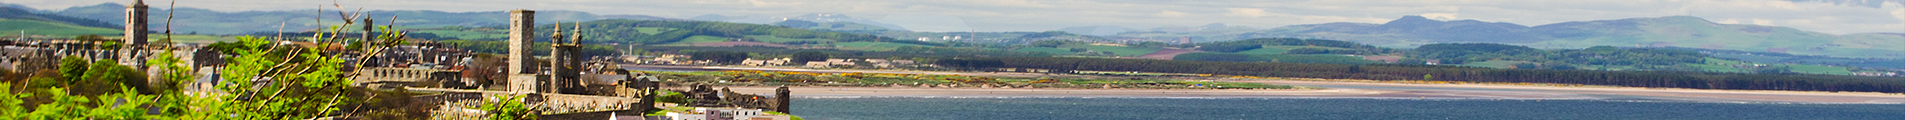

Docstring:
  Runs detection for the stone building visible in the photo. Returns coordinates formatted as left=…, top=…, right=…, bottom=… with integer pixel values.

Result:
left=121, top=0, right=148, bottom=68
left=506, top=9, right=546, bottom=93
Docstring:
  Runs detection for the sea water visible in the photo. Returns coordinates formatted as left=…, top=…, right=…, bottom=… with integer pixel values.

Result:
left=791, top=97, right=1905, bottom=120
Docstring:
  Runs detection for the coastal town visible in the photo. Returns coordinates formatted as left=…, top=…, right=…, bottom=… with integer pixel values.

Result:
left=4, top=0, right=1905, bottom=119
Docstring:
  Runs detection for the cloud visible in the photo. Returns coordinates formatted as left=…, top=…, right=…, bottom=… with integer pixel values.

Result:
left=1155, top=10, right=1186, bottom=17
left=1420, top=13, right=1460, bottom=20
left=1752, top=18, right=1777, bottom=25
left=1718, top=19, right=1743, bottom=24
left=1893, top=8, right=1905, bottom=22
left=1224, top=8, right=1270, bottom=18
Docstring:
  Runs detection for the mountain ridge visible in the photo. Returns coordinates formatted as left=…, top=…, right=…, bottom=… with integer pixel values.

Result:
left=1215, top=15, right=1905, bottom=59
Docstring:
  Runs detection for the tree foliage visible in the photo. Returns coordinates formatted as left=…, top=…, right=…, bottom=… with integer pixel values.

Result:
left=481, top=94, right=537, bottom=120
left=1174, top=53, right=1378, bottom=65
left=791, top=51, right=829, bottom=65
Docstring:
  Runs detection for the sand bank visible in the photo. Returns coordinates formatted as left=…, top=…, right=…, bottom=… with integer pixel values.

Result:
left=715, top=80, right=1905, bottom=104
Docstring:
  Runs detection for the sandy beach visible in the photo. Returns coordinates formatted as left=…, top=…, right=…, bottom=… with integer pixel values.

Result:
left=715, top=80, right=1905, bottom=104
left=634, top=65, right=1905, bottom=104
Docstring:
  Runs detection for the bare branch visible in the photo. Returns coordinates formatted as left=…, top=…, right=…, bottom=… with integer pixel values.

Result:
left=276, top=21, right=286, bottom=41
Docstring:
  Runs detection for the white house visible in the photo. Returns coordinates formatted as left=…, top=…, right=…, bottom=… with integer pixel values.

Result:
left=664, top=107, right=790, bottom=120
left=804, top=61, right=831, bottom=68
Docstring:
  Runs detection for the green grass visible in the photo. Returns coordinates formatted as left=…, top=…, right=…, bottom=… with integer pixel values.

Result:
left=1782, top=64, right=1853, bottom=75
left=1054, top=78, right=1290, bottom=89
left=153, top=34, right=240, bottom=43
left=1061, top=44, right=1161, bottom=56
left=1232, top=45, right=1353, bottom=54
left=1233, top=47, right=1290, bottom=54
left=414, top=29, right=503, bottom=40
left=658, top=35, right=733, bottom=46
left=1459, top=60, right=1532, bottom=69
left=1013, top=47, right=1077, bottom=54
left=834, top=42, right=929, bottom=51
left=1690, top=58, right=1753, bottom=73
left=632, top=27, right=670, bottom=34
left=0, top=19, right=120, bottom=37
left=763, top=111, right=804, bottom=120
left=746, top=35, right=832, bottom=43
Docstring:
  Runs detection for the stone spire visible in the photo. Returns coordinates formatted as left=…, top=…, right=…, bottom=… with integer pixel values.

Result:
left=550, top=21, right=565, bottom=44
left=121, top=0, right=148, bottom=67
left=569, top=22, right=582, bottom=44
left=362, top=18, right=375, bottom=42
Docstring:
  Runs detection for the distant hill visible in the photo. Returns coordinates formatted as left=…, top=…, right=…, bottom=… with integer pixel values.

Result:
left=1057, top=26, right=1132, bottom=36
left=45, top=2, right=685, bottom=34
left=0, top=4, right=118, bottom=29
left=1249, top=16, right=1905, bottom=59
left=412, top=19, right=938, bottom=47
left=0, top=18, right=119, bottom=37
left=773, top=20, right=897, bottom=31
left=692, top=13, right=907, bottom=31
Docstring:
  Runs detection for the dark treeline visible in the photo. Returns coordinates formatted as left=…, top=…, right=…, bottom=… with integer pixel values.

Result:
left=1284, top=48, right=1362, bottom=54
left=1413, top=43, right=1706, bottom=69
left=1173, top=53, right=1378, bottom=65
left=936, top=57, right=1905, bottom=93
left=509, top=19, right=944, bottom=46
left=434, top=40, right=619, bottom=57
left=634, top=46, right=1051, bottom=59
left=1189, top=38, right=1394, bottom=54
left=689, top=51, right=751, bottom=64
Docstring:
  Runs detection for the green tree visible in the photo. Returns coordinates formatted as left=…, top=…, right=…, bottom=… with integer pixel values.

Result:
left=482, top=94, right=538, bottom=120
left=791, top=51, right=828, bottom=65
left=56, top=56, right=87, bottom=83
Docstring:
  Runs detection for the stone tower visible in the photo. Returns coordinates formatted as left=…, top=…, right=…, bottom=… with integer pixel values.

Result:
left=507, top=9, right=536, bottom=74
left=549, top=22, right=587, bottom=94
left=775, top=85, right=791, bottom=113
left=505, top=9, right=544, bottom=93
left=121, top=0, right=148, bottom=67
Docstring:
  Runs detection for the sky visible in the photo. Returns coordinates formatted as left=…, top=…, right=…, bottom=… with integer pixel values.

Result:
left=9, top=0, right=1905, bottom=34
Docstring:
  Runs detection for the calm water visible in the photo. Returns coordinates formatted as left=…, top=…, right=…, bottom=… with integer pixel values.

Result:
left=791, top=97, right=1905, bottom=120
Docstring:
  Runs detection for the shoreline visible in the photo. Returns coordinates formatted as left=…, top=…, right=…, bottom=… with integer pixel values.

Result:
left=713, top=80, right=1905, bottom=104
left=630, top=65, right=1905, bottom=104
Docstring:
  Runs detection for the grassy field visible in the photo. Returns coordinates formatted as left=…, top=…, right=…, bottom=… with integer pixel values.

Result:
left=414, top=29, right=503, bottom=40
left=1690, top=58, right=1753, bottom=73
left=1061, top=44, right=1161, bottom=56
left=155, top=34, right=240, bottom=43
left=659, top=35, right=739, bottom=45
left=0, top=19, right=120, bottom=37
left=1457, top=60, right=1532, bottom=69
left=1687, top=58, right=1852, bottom=75
left=834, top=42, right=929, bottom=51
left=1232, top=45, right=1353, bottom=54
left=1783, top=64, right=1853, bottom=75
left=1013, top=47, right=1077, bottom=55
left=746, top=35, right=832, bottom=43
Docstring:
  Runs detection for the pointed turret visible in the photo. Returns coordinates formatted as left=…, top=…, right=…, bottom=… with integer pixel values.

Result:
left=569, top=22, right=582, bottom=44
left=550, top=21, right=565, bottom=43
